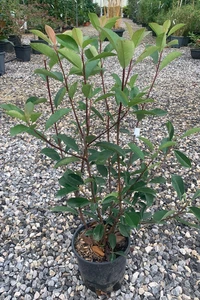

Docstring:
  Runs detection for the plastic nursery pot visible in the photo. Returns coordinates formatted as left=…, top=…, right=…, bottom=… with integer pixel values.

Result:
left=14, top=45, right=31, bottom=62
left=72, top=224, right=130, bottom=293
left=190, top=48, right=200, bottom=59
left=0, top=52, right=5, bottom=76
left=169, top=36, right=189, bottom=48
left=30, top=39, right=48, bottom=54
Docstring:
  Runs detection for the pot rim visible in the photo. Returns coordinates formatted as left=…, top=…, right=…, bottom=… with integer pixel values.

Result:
left=72, top=223, right=130, bottom=266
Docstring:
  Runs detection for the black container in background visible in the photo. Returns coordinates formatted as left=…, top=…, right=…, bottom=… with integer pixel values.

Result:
left=0, top=52, right=5, bottom=76
left=14, top=45, right=31, bottom=62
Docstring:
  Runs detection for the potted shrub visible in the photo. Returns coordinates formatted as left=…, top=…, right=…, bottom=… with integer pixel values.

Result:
left=1, top=14, right=200, bottom=293
left=189, top=32, right=200, bottom=59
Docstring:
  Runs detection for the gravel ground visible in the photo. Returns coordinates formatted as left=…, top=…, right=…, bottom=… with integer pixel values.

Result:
left=0, top=19, right=200, bottom=300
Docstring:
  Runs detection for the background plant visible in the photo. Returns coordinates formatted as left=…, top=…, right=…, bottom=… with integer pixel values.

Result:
left=1, top=15, right=200, bottom=259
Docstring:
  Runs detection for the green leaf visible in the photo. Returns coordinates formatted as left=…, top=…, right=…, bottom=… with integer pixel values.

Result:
left=30, top=30, right=50, bottom=43
left=131, top=28, right=149, bottom=47
left=30, top=43, right=56, bottom=59
left=55, top=187, right=78, bottom=197
left=0, top=103, right=23, bottom=113
left=175, top=217, right=200, bottom=229
left=58, top=48, right=82, bottom=69
left=54, top=87, right=66, bottom=108
left=56, top=134, right=79, bottom=152
left=97, top=165, right=108, bottom=177
left=125, top=211, right=140, bottom=228
left=51, top=206, right=77, bottom=214
left=192, top=189, right=200, bottom=200
left=96, top=141, right=126, bottom=157
left=139, top=137, right=154, bottom=151
left=60, top=173, right=84, bottom=187
left=10, top=124, right=29, bottom=136
left=88, top=12, right=100, bottom=30
left=171, top=174, right=185, bottom=200
left=149, top=23, right=163, bottom=36
left=68, top=82, right=78, bottom=99
left=159, top=51, right=182, bottom=71
left=136, top=46, right=159, bottom=63
left=159, top=141, right=176, bottom=150
left=45, top=108, right=71, bottom=130
left=82, top=83, right=92, bottom=98
left=150, top=176, right=166, bottom=184
left=68, top=197, right=89, bottom=208
left=108, top=233, right=116, bottom=250
left=72, top=28, right=83, bottom=47
left=181, top=127, right=200, bottom=138
left=168, top=23, right=185, bottom=36
left=26, top=96, right=47, bottom=105
left=41, top=147, right=60, bottom=161
left=189, top=207, right=200, bottom=221
left=100, top=27, right=120, bottom=49
left=116, top=39, right=135, bottom=68
left=174, top=150, right=191, bottom=168
left=166, top=121, right=174, bottom=140
left=128, top=143, right=144, bottom=159
left=35, top=69, right=63, bottom=82
left=24, top=102, right=34, bottom=118
left=91, top=106, right=104, bottom=121
left=153, top=210, right=174, bottom=222
left=56, top=34, right=79, bottom=52
left=30, top=112, right=42, bottom=123
left=6, top=110, right=26, bottom=122
left=93, top=224, right=104, bottom=241
left=118, top=223, right=130, bottom=237
left=54, top=156, right=79, bottom=168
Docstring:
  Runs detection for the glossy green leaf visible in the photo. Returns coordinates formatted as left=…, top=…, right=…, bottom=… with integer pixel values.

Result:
left=57, top=134, right=79, bottom=151
left=150, top=176, right=166, bottom=184
left=54, top=156, right=79, bottom=168
left=56, top=34, right=79, bottom=52
left=55, top=186, right=78, bottom=197
left=68, top=197, right=89, bottom=208
left=54, top=87, right=66, bottom=108
left=93, top=224, right=104, bottom=241
left=96, top=141, right=126, bottom=157
left=88, top=12, right=100, bottom=30
left=168, top=23, right=185, bottom=36
left=128, top=143, right=144, bottom=159
left=159, top=51, right=182, bottom=71
left=30, top=42, right=55, bottom=58
left=181, top=127, right=200, bottom=138
left=159, top=141, right=176, bottom=150
left=45, top=108, right=71, bottom=130
left=26, top=96, right=47, bottom=105
left=192, top=189, right=200, bottom=200
left=97, top=165, right=108, bottom=177
left=58, top=48, right=82, bottom=69
left=108, top=233, right=116, bottom=250
left=175, top=217, right=200, bottom=229
left=34, top=69, right=63, bottom=82
left=163, top=20, right=171, bottom=34
left=171, top=174, right=185, bottom=200
left=153, top=210, right=174, bottom=222
left=91, top=106, right=104, bottom=121
left=24, top=102, right=34, bottom=118
left=82, top=84, right=92, bottom=98
left=72, top=28, right=83, bottom=47
left=6, top=110, right=26, bottom=122
left=51, top=206, right=77, bottom=214
left=136, top=46, right=159, bottom=63
left=0, top=103, right=23, bottom=113
left=189, top=207, right=200, bottom=221
left=60, top=173, right=84, bottom=187
left=125, top=211, right=140, bottom=228
left=30, top=30, right=50, bottom=43
left=166, top=121, right=174, bottom=140
left=131, top=28, right=149, bottom=47
left=100, top=27, right=120, bottom=48
left=41, top=147, right=60, bottom=161
left=116, top=39, right=135, bottom=68
left=149, top=22, right=163, bottom=36
left=10, top=124, right=29, bottom=136
left=139, top=137, right=154, bottom=151
left=118, top=223, right=130, bottom=237
left=68, top=82, right=78, bottom=99
left=174, top=150, right=191, bottom=168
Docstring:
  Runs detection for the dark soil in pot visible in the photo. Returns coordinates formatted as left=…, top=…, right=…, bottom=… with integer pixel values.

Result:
left=72, top=223, right=130, bottom=293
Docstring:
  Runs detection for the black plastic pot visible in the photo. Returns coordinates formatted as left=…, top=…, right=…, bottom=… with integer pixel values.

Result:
left=14, top=45, right=31, bottom=62
left=72, top=224, right=130, bottom=293
left=190, top=48, right=200, bottom=59
left=0, top=41, right=9, bottom=52
left=169, top=36, right=189, bottom=48
left=30, top=39, right=48, bottom=54
left=0, top=52, right=5, bottom=76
